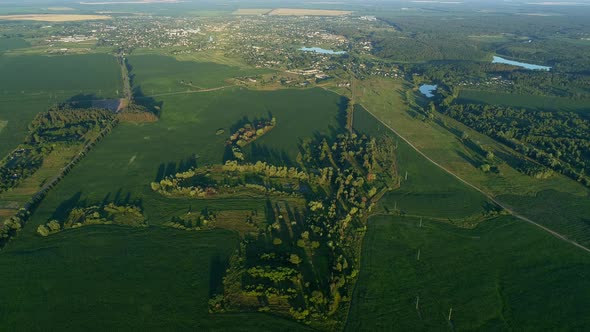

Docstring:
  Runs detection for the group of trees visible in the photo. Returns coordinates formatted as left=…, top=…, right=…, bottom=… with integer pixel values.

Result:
left=226, top=117, right=276, bottom=160
left=163, top=209, right=216, bottom=231
left=444, top=104, right=590, bottom=186
left=0, top=107, right=116, bottom=193
left=208, top=132, right=398, bottom=328
left=37, top=203, right=145, bottom=236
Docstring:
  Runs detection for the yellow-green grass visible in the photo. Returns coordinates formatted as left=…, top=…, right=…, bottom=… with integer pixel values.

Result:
left=0, top=226, right=311, bottom=331
left=354, top=107, right=490, bottom=220
left=347, top=215, right=590, bottom=331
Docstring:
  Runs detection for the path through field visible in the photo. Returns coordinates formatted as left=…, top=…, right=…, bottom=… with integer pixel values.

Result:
left=360, top=104, right=590, bottom=255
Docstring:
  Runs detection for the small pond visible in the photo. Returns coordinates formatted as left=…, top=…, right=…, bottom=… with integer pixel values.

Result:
left=419, top=84, right=437, bottom=98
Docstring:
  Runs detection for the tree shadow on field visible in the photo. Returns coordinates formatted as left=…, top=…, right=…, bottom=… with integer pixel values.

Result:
left=457, top=150, right=480, bottom=169
left=247, top=143, right=293, bottom=167
left=154, top=155, right=198, bottom=181
left=336, top=96, right=349, bottom=130
left=105, top=188, right=144, bottom=209
left=50, top=191, right=84, bottom=221
left=133, top=86, right=164, bottom=117
left=209, top=254, right=229, bottom=297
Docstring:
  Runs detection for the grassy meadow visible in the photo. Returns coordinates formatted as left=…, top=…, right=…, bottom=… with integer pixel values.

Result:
left=354, top=77, right=590, bottom=245
left=354, top=107, right=490, bottom=221
left=347, top=215, right=590, bottom=331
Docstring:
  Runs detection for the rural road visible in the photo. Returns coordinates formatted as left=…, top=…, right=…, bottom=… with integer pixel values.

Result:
left=360, top=104, right=590, bottom=255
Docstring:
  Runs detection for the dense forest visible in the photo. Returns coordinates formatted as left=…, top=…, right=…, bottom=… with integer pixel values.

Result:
left=443, top=104, right=590, bottom=186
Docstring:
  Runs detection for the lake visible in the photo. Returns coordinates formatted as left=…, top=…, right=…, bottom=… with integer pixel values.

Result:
left=299, top=47, right=347, bottom=55
left=419, top=84, right=437, bottom=98
left=492, top=56, right=551, bottom=71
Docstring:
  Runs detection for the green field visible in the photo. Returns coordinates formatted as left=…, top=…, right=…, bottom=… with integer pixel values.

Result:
left=18, top=87, right=343, bottom=232
left=0, top=54, right=122, bottom=157
left=0, top=38, right=30, bottom=52
left=0, top=225, right=309, bottom=331
left=0, top=86, right=347, bottom=330
left=457, top=89, right=590, bottom=114
left=0, top=97, right=55, bottom=157
left=347, top=215, right=590, bottom=331
left=354, top=107, right=490, bottom=221
left=128, top=54, right=269, bottom=94
left=0, top=54, right=121, bottom=99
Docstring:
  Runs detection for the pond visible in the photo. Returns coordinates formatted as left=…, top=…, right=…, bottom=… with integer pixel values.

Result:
left=299, top=47, right=347, bottom=55
left=492, top=56, right=551, bottom=71
left=419, top=84, right=437, bottom=98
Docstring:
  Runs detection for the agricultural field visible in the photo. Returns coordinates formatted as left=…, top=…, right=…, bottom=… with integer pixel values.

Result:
left=0, top=54, right=122, bottom=156
left=347, top=215, right=590, bottom=331
left=0, top=54, right=121, bottom=98
left=19, top=86, right=344, bottom=235
left=0, top=3, right=589, bottom=330
left=127, top=55, right=270, bottom=95
left=457, top=89, right=590, bottom=114
left=0, top=226, right=310, bottom=331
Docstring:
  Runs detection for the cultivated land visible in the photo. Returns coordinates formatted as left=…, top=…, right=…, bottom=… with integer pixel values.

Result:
left=0, top=14, right=111, bottom=22
left=347, top=215, right=590, bottom=331
left=127, top=54, right=269, bottom=94
left=0, top=226, right=311, bottom=331
left=20, top=86, right=343, bottom=235
left=0, top=54, right=122, bottom=156
left=1, top=4, right=590, bottom=330
left=268, top=9, right=352, bottom=16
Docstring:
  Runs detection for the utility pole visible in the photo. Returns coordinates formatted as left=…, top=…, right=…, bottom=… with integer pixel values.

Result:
left=405, top=171, right=408, bottom=181
left=448, top=307, right=453, bottom=321
left=415, top=296, right=420, bottom=310
left=417, top=249, right=421, bottom=261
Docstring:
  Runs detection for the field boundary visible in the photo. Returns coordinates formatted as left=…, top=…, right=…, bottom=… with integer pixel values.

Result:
left=359, top=103, right=590, bottom=255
